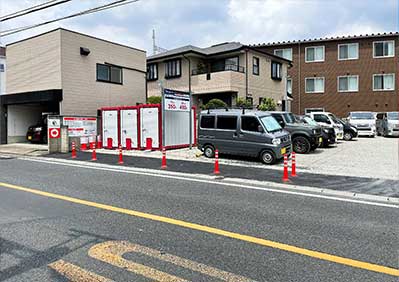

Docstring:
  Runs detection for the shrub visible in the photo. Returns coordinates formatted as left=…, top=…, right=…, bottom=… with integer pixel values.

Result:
left=204, top=99, right=227, bottom=109
left=258, top=97, right=277, bottom=111
left=236, top=97, right=252, bottom=108
left=147, top=96, right=162, bottom=104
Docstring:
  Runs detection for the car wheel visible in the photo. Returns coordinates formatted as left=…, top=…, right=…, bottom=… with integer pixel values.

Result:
left=260, top=150, right=276, bottom=165
left=343, top=132, right=352, bottom=141
left=292, top=136, right=311, bottom=154
left=203, top=145, right=215, bottom=158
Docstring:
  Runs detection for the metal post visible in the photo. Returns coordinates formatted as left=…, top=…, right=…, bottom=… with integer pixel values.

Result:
left=160, top=81, right=165, bottom=149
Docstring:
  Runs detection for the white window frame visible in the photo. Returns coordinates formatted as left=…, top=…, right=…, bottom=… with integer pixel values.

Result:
left=337, top=75, right=359, bottom=93
left=372, top=73, right=395, bottom=91
left=274, top=48, right=293, bottom=61
left=338, top=43, right=359, bottom=61
left=305, top=46, right=325, bottom=63
left=373, top=41, right=395, bottom=58
left=287, top=77, right=292, bottom=94
left=305, top=77, right=325, bottom=93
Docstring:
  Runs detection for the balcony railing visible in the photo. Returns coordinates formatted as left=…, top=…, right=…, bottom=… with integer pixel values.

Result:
left=192, top=64, right=245, bottom=75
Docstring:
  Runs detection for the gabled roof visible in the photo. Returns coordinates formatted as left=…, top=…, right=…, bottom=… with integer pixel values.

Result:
left=252, top=31, right=399, bottom=47
left=147, top=42, right=291, bottom=64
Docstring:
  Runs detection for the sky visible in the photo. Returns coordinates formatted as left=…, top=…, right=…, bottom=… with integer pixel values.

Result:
left=0, top=0, right=398, bottom=55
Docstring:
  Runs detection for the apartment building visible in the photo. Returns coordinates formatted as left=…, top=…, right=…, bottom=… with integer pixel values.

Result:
left=147, top=42, right=291, bottom=109
left=0, top=28, right=146, bottom=144
left=0, top=47, right=5, bottom=95
left=254, top=32, right=398, bottom=117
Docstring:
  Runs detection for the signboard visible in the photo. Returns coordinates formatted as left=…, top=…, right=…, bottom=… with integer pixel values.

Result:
left=163, top=88, right=190, bottom=112
left=48, top=117, right=61, bottom=139
left=63, top=117, right=97, bottom=137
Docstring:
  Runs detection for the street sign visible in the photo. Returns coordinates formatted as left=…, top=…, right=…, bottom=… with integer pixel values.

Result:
left=49, top=128, right=61, bottom=139
left=163, top=88, right=190, bottom=112
left=48, top=117, right=61, bottom=139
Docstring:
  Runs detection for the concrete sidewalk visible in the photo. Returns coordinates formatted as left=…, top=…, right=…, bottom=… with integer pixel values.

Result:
left=0, top=143, right=48, bottom=156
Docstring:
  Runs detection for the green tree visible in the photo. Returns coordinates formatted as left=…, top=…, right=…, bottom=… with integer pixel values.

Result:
left=236, top=97, right=252, bottom=108
left=258, top=97, right=277, bottom=111
left=147, top=96, right=162, bottom=104
left=204, top=98, right=227, bottom=109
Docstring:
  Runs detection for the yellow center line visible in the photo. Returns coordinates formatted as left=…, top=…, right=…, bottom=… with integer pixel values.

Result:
left=0, top=181, right=398, bottom=277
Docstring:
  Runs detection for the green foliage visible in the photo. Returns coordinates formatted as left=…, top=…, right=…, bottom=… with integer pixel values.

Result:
left=236, top=97, right=252, bottom=108
left=204, top=98, right=227, bottom=109
left=147, top=96, right=162, bottom=104
left=258, top=97, right=277, bottom=111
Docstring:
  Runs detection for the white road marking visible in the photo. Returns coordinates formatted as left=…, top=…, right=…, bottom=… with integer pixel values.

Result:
left=16, top=156, right=399, bottom=209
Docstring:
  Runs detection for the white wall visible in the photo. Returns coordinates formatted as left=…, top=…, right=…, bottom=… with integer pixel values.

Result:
left=7, top=104, right=45, bottom=143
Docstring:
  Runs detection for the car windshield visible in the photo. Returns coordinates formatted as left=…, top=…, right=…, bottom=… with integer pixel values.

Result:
left=387, top=112, right=398, bottom=120
left=283, top=113, right=296, bottom=124
left=350, top=112, right=374, bottom=120
left=260, top=115, right=282, bottom=132
left=328, top=114, right=339, bottom=124
left=303, top=116, right=318, bottom=126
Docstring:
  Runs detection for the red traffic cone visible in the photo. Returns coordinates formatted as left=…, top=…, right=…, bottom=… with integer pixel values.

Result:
left=283, top=154, right=289, bottom=182
left=291, top=152, right=297, bottom=177
left=71, top=141, right=77, bottom=159
left=118, top=145, right=124, bottom=164
left=161, top=147, right=167, bottom=169
left=91, top=144, right=97, bottom=161
left=214, top=149, right=220, bottom=175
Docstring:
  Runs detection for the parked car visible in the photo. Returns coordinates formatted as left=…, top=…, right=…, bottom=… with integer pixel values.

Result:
left=198, top=109, right=292, bottom=164
left=307, top=112, right=344, bottom=140
left=26, top=116, right=48, bottom=144
left=336, top=118, right=358, bottom=141
left=347, top=111, right=376, bottom=137
left=269, top=111, right=322, bottom=154
left=376, top=112, right=399, bottom=137
left=296, top=115, right=336, bottom=148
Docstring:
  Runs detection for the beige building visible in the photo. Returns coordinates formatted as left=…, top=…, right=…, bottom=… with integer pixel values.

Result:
left=147, top=42, right=291, bottom=109
left=1, top=28, right=146, bottom=143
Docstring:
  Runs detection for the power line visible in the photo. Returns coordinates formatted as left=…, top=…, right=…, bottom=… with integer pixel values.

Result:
left=0, top=0, right=140, bottom=37
left=1, top=0, right=59, bottom=21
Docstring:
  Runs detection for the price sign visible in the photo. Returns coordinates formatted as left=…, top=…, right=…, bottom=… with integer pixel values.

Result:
left=163, top=89, right=190, bottom=112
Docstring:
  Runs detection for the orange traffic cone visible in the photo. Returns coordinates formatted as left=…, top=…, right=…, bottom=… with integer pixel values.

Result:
left=91, top=144, right=97, bottom=161
left=283, top=154, right=289, bottom=182
left=118, top=145, right=124, bottom=164
left=214, top=149, right=220, bottom=175
left=161, top=147, right=167, bottom=169
left=291, top=152, right=297, bottom=177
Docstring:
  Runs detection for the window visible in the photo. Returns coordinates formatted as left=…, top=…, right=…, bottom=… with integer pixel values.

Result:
left=260, top=116, right=282, bottom=132
left=373, top=41, right=394, bottom=58
left=338, top=75, right=359, bottom=92
left=305, top=77, right=325, bottom=93
left=305, top=46, right=325, bottom=62
left=0, top=64, right=4, bottom=72
left=305, top=108, right=324, bottom=114
left=225, top=57, right=239, bottom=71
left=147, top=63, right=158, bottom=81
left=313, top=114, right=331, bottom=124
left=165, top=59, right=181, bottom=78
left=271, top=114, right=285, bottom=125
left=200, top=116, right=215, bottom=129
left=287, top=78, right=292, bottom=94
left=96, top=64, right=123, bottom=84
left=338, top=43, right=359, bottom=60
left=274, top=48, right=293, bottom=60
left=253, top=57, right=259, bottom=75
left=373, top=74, right=395, bottom=91
left=258, top=97, right=264, bottom=104
left=241, top=116, right=261, bottom=132
left=271, top=61, right=282, bottom=80
left=216, top=116, right=237, bottom=130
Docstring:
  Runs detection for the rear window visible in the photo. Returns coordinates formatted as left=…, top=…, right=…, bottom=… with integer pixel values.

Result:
left=216, top=116, right=237, bottom=130
left=200, top=116, right=215, bottom=128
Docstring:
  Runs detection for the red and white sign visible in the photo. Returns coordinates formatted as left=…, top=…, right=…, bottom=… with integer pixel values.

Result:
left=49, top=128, right=61, bottom=139
left=63, top=117, right=97, bottom=137
left=163, top=89, right=190, bottom=112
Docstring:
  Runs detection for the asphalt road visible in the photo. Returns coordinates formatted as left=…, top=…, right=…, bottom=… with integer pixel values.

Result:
left=0, top=157, right=398, bottom=281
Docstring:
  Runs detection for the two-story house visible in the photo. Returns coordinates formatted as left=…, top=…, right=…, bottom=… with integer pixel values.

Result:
left=254, top=32, right=399, bottom=117
left=0, top=28, right=147, bottom=144
left=146, top=42, right=291, bottom=109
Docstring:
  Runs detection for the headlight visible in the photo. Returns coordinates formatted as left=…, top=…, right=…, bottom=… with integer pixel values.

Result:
left=33, top=127, right=42, bottom=132
left=323, top=128, right=329, bottom=133
left=312, top=129, right=318, bottom=134
left=272, top=138, right=281, bottom=145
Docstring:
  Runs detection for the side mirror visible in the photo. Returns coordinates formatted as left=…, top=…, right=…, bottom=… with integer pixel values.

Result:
left=257, top=125, right=264, bottom=133
left=278, top=121, right=285, bottom=128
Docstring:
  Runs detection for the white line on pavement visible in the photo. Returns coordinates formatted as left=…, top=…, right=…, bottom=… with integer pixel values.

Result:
left=17, top=156, right=399, bottom=209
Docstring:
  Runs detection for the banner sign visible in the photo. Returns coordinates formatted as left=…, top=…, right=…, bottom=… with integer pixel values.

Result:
left=63, top=117, right=97, bottom=137
left=163, top=88, right=190, bottom=112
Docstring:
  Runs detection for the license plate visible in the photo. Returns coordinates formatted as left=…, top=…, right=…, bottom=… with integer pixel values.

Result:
left=281, top=147, right=286, bottom=155
left=28, top=136, right=32, bottom=140
left=319, top=137, right=323, bottom=143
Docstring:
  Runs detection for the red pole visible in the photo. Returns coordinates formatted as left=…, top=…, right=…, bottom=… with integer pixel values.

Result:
left=283, top=154, right=289, bottom=182
left=214, top=149, right=220, bottom=175
left=291, top=152, right=297, bottom=177
left=161, top=147, right=167, bottom=169
left=71, top=141, right=77, bottom=159
left=91, top=144, right=97, bottom=161
left=118, top=144, right=124, bottom=164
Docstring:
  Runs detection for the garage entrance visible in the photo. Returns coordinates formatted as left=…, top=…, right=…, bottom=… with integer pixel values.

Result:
left=0, top=90, right=62, bottom=144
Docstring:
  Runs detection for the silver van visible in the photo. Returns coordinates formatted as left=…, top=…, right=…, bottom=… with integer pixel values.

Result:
left=198, top=109, right=292, bottom=164
left=376, top=112, right=399, bottom=137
